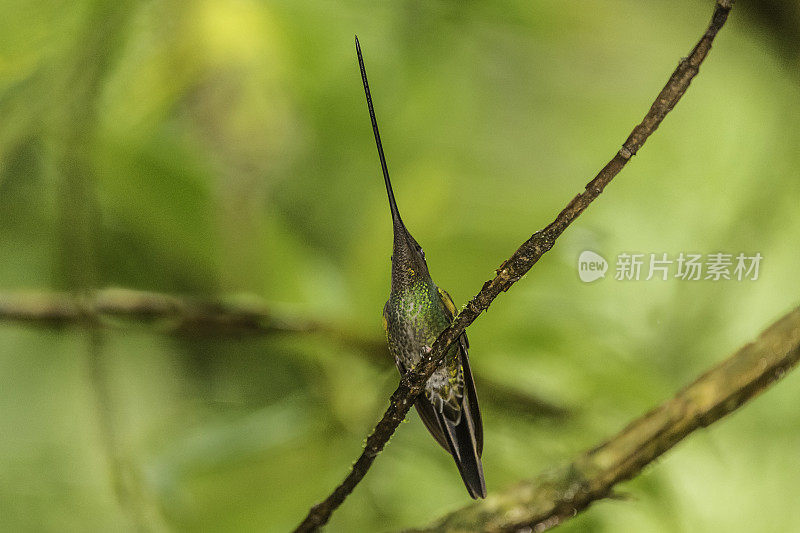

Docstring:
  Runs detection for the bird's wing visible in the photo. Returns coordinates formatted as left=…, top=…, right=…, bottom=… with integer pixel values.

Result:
left=436, top=287, right=483, bottom=456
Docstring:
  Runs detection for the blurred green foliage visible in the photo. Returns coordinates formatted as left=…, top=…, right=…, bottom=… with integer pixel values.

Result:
left=1, top=0, right=799, bottom=531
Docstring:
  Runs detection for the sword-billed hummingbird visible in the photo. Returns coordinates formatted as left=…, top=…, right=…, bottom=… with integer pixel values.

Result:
left=355, top=37, right=486, bottom=499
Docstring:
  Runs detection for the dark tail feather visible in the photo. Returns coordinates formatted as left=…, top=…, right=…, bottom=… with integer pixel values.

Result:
left=441, top=399, right=486, bottom=499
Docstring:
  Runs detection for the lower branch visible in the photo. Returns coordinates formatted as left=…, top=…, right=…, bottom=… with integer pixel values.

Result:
left=410, top=306, right=800, bottom=532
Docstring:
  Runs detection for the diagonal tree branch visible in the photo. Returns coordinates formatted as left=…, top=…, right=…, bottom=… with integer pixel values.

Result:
left=294, top=1, right=735, bottom=531
left=408, top=306, right=800, bottom=532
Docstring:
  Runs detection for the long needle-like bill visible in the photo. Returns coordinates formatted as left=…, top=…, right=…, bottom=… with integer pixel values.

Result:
left=355, top=36, right=403, bottom=227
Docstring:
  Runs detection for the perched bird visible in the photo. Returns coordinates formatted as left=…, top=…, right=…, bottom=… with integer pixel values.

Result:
left=355, top=37, right=486, bottom=499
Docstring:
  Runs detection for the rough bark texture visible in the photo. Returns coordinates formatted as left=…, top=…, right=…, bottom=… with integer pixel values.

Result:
left=409, top=306, right=800, bottom=532
left=294, top=2, right=734, bottom=531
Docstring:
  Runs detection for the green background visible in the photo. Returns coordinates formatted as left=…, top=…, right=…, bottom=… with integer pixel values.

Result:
left=1, top=0, right=799, bottom=531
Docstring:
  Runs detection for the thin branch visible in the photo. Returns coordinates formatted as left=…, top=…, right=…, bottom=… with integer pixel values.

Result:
left=409, top=306, right=800, bottom=532
left=294, top=1, right=735, bottom=531
left=0, top=288, right=324, bottom=336
left=0, top=288, right=569, bottom=419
